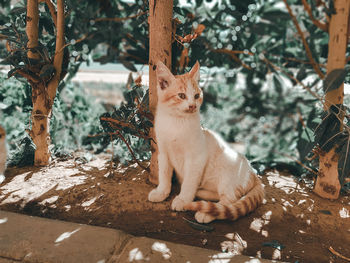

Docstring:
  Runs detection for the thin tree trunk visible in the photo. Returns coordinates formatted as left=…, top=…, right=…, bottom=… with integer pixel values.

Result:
left=26, top=0, right=50, bottom=166
left=26, top=0, right=65, bottom=166
left=26, top=0, right=40, bottom=61
left=148, top=0, right=173, bottom=184
left=47, top=0, right=65, bottom=101
left=314, top=0, right=350, bottom=199
left=30, top=83, right=51, bottom=166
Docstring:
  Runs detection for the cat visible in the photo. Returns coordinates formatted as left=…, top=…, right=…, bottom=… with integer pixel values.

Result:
left=0, top=125, right=7, bottom=179
left=148, top=61, right=264, bottom=223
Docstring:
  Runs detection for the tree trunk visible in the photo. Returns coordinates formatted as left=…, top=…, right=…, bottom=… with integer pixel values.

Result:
left=26, top=0, right=49, bottom=166
left=26, top=0, right=65, bottom=166
left=314, top=0, right=350, bottom=199
left=30, top=83, right=51, bottom=166
left=148, top=0, right=173, bottom=185
left=26, top=0, right=40, bottom=61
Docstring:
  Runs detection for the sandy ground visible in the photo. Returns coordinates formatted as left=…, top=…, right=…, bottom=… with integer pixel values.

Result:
left=0, top=154, right=349, bottom=263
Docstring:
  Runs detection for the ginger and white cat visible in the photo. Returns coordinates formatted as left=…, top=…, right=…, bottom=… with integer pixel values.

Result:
left=0, top=126, right=7, bottom=178
left=148, top=61, right=264, bottom=223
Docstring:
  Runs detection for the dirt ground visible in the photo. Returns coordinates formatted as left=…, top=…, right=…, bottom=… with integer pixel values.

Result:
left=0, top=153, right=349, bottom=263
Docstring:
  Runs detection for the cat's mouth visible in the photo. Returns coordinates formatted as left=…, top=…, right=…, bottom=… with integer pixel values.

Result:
left=185, top=108, right=197, bottom=114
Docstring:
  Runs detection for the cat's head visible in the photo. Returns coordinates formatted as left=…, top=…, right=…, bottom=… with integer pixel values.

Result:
left=156, top=61, right=202, bottom=116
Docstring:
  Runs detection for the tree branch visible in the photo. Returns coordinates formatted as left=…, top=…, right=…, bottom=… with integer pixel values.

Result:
left=274, top=55, right=327, bottom=68
left=114, top=131, right=150, bottom=172
left=26, top=0, right=40, bottom=60
left=262, top=55, right=348, bottom=119
left=283, top=0, right=325, bottom=79
left=301, top=0, right=328, bottom=32
left=11, top=69, right=41, bottom=83
left=213, top=48, right=253, bottom=70
left=44, top=0, right=57, bottom=28
left=57, top=33, right=90, bottom=54
left=47, top=0, right=64, bottom=102
left=262, top=56, right=322, bottom=100
left=94, top=11, right=146, bottom=23
left=100, top=117, right=150, bottom=139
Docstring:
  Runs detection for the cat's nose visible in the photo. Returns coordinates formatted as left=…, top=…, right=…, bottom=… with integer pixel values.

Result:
left=188, top=105, right=197, bottom=111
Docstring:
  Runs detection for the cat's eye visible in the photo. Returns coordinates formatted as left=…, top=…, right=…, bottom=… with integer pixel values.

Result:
left=194, top=93, right=200, bottom=100
left=178, top=93, right=186, bottom=99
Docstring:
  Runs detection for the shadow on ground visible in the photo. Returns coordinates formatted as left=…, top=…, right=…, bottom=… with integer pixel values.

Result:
left=0, top=154, right=349, bottom=263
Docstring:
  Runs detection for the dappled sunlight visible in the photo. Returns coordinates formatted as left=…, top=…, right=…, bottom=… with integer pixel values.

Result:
left=55, top=228, right=81, bottom=244
left=339, top=207, right=349, bottom=218
left=81, top=196, right=97, bottom=207
left=39, top=196, right=59, bottom=205
left=0, top=160, right=100, bottom=206
left=129, top=248, right=149, bottom=261
left=0, top=168, right=85, bottom=206
left=266, top=171, right=307, bottom=195
left=208, top=252, right=235, bottom=263
left=80, top=194, right=104, bottom=211
left=272, top=248, right=281, bottom=260
left=208, top=252, right=263, bottom=263
left=80, top=158, right=107, bottom=171
left=221, top=232, right=247, bottom=255
left=249, top=211, right=271, bottom=237
left=151, top=242, right=172, bottom=260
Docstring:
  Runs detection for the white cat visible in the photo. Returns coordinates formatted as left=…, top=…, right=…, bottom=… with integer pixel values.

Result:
left=148, top=61, right=264, bottom=223
left=0, top=126, right=7, bottom=182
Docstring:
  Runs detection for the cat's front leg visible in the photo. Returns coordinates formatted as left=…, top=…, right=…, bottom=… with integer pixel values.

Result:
left=148, top=150, right=173, bottom=202
left=171, top=160, right=203, bottom=211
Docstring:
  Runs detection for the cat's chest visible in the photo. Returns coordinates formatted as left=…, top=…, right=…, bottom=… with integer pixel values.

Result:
left=155, top=113, right=204, bottom=162
left=158, top=124, right=195, bottom=155
left=155, top=113, right=199, bottom=141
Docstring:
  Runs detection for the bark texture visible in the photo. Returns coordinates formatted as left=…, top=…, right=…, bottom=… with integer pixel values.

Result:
left=26, top=0, right=40, bottom=61
left=314, top=0, right=350, bottom=199
left=26, top=0, right=65, bottom=166
left=148, top=0, right=173, bottom=184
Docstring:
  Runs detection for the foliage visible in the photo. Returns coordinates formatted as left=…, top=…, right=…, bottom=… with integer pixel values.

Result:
left=1, top=0, right=349, bottom=187
left=0, top=73, right=105, bottom=165
left=0, top=73, right=33, bottom=166
left=0, top=0, right=149, bottom=88
left=92, top=84, right=152, bottom=165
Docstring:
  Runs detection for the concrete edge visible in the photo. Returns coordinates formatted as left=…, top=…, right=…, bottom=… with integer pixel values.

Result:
left=0, top=211, right=279, bottom=263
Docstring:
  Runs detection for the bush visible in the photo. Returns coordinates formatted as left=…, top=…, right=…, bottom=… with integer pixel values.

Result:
left=0, top=73, right=106, bottom=165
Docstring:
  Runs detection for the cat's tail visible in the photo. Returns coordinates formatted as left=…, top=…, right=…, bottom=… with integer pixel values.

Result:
left=184, top=174, right=264, bottom=221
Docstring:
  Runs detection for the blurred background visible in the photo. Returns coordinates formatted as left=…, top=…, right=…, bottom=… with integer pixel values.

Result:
left=0, top=0, right=349, bottom=186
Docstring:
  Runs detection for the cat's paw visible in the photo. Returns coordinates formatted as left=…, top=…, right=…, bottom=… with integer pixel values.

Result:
left=171, top=195, right=187, bottom=211
left=148, top=188, right=168, bottom=202
left=195, top=211, right=216, bottom=223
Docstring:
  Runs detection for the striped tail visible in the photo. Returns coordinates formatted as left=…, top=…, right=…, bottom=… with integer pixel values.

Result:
left=184, top=174, right=264, bottom=221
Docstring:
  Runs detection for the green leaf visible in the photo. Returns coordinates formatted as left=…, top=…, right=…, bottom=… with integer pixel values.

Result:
left=262, top=240, right=285, bottom=250
left=323, top=68, right=348, bottom=94
left=319, top=210, right=332, bottom=215
left=297, top=127, right=315, bottom=161
left=182, top=217, right=214, bottom=232
left=120, top=59, right=137, bottom=72
left=261, top=9, right=290, bottom=21
left=7, top=67, right=18, bottom=78
left=296, top=66, right=307, bottom=81
left=39, top=64, right=55, bottom=78
left=272, top=74, right=283, bottom=94
left=10, top=7, right=26, bottom=15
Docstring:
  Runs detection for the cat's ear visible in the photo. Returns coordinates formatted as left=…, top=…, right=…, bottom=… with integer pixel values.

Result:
left=156, top=61, right=174, bottom=90
left=189, top=61, right=200, bottom=82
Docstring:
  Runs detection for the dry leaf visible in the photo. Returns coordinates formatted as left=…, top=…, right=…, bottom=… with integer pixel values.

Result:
left=195, top=24, right=206, bottom=35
